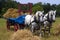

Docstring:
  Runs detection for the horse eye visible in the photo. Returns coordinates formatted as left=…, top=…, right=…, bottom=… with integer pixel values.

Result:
left=51, top=14, right=53, bottom=16
left=40, top=15, right=42, bottom=16
left=54, top=13, right=55, bottom=15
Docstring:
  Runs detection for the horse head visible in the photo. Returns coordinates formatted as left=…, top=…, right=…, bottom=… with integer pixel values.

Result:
left=52, top=10, right=56, bottom=22
left=48, top=10, right=56, bottom=22
left=35, top=11, right=44, bottom=22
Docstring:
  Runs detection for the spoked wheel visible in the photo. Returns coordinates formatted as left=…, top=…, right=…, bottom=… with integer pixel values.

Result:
left=14, top=23, right=19, bottom=31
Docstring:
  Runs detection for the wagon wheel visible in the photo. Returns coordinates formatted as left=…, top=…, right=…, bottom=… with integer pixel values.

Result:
left=6, top=20, right=10, bottom=30
left=14, top=23, right=19, bottom=31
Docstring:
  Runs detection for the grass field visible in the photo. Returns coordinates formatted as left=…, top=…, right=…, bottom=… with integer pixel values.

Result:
left=0, top=18, right=14, bottom=40
left=0, top=17, right=60, bottom=40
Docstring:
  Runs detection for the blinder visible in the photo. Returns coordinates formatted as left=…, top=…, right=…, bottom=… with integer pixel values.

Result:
left=47, top=12, right=55, bottom=23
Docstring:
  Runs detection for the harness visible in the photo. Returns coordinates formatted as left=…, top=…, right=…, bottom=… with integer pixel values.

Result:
left=47, top=13, right=53, bottom=23
left=31, top=16, right=38, bottom=24
left=29, top=15, right=38, bottom=25
left=32, top=14, right=44, bottom=25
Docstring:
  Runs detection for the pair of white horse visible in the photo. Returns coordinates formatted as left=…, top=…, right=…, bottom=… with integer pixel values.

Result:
left=24, top=10, right=56, bottom=36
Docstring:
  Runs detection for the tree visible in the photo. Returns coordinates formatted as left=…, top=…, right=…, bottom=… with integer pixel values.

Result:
left=51, top=4, right=56, bottom=10
left=56, top=4, right=60, bottom=16
left=32, top=2, right=43, bottom=13
left=0, top=0, right=19, bottom=18
left=42, top=3, right=51, bottom=13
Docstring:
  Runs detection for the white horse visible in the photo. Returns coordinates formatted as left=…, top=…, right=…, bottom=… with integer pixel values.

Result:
left=43, top=10, right=56, bottom=36
left=25, top=15, right=33, bottom=26
left=25, top=11, right=44, bottom=26
left=25, top=11, right=44, bottom=32
left=35, top=11, right=44, bottom=22
left=30, top=11, right=44, bottom=34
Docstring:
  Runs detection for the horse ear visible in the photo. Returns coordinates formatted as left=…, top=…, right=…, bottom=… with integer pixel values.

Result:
left=54, top=10, right=56, bottom=15
left=54, top=10, right=56, bottom=13
left=42, top=11, right=44, bottom=13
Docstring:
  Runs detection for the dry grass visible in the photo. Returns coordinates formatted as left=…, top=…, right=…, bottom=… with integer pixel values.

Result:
left=0, top=17, right=60, bottom=40
left=0, top=18, right=14, bottom=40
left=52, top=24, right=60, bottom=36
left=10, top=29, right=41, bottom=40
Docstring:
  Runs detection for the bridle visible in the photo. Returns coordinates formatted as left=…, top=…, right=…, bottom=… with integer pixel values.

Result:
left=47, top=12, right=54, bottom=23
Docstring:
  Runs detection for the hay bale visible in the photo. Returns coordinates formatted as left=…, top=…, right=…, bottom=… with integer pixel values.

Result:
left=10, top=29, right=41, bottom=40
left=11, top=13, right=19, bottom=18
left=3, top=8, right=19, bottom=18
left=52, top=24, right=60, bottom=36
left=3, top=8, right=31, bottom=18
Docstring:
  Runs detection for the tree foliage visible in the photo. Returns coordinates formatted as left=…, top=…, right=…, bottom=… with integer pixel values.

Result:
left=0, top=1, right=60, bottom=17
left=0, top=0, right=19, bottom=17
left=42, top=3, right=51, bottom=13
left=56, top=4, right=60, bottom=16
left=32, top=2, right=43, bottom=13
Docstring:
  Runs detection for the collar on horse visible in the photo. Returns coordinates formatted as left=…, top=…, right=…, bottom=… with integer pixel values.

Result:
left=47, top=13, right=53, bottom=23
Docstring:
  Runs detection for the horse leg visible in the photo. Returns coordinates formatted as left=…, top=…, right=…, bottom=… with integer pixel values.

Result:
left=30, top=23, right=35, bottom=33
left=48, top=23, right=52, bottom=36
left=41, top=23, right=47, bottom=37
left=43, top=21, right=49, bottom=37
left=39, top=24, right=43, bottom=37
left=44, top=24, right=47, bottom=35
left=30, top=22, right=35, bottom=33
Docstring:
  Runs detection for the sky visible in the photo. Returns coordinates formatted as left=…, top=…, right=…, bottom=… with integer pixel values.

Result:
left=15, top=0, right=60, bottom=5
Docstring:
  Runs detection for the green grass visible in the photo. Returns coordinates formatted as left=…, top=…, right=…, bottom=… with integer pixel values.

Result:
left=0, top=18, right=14, bottom=40
left=0, top=17, right=60, bottom=40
